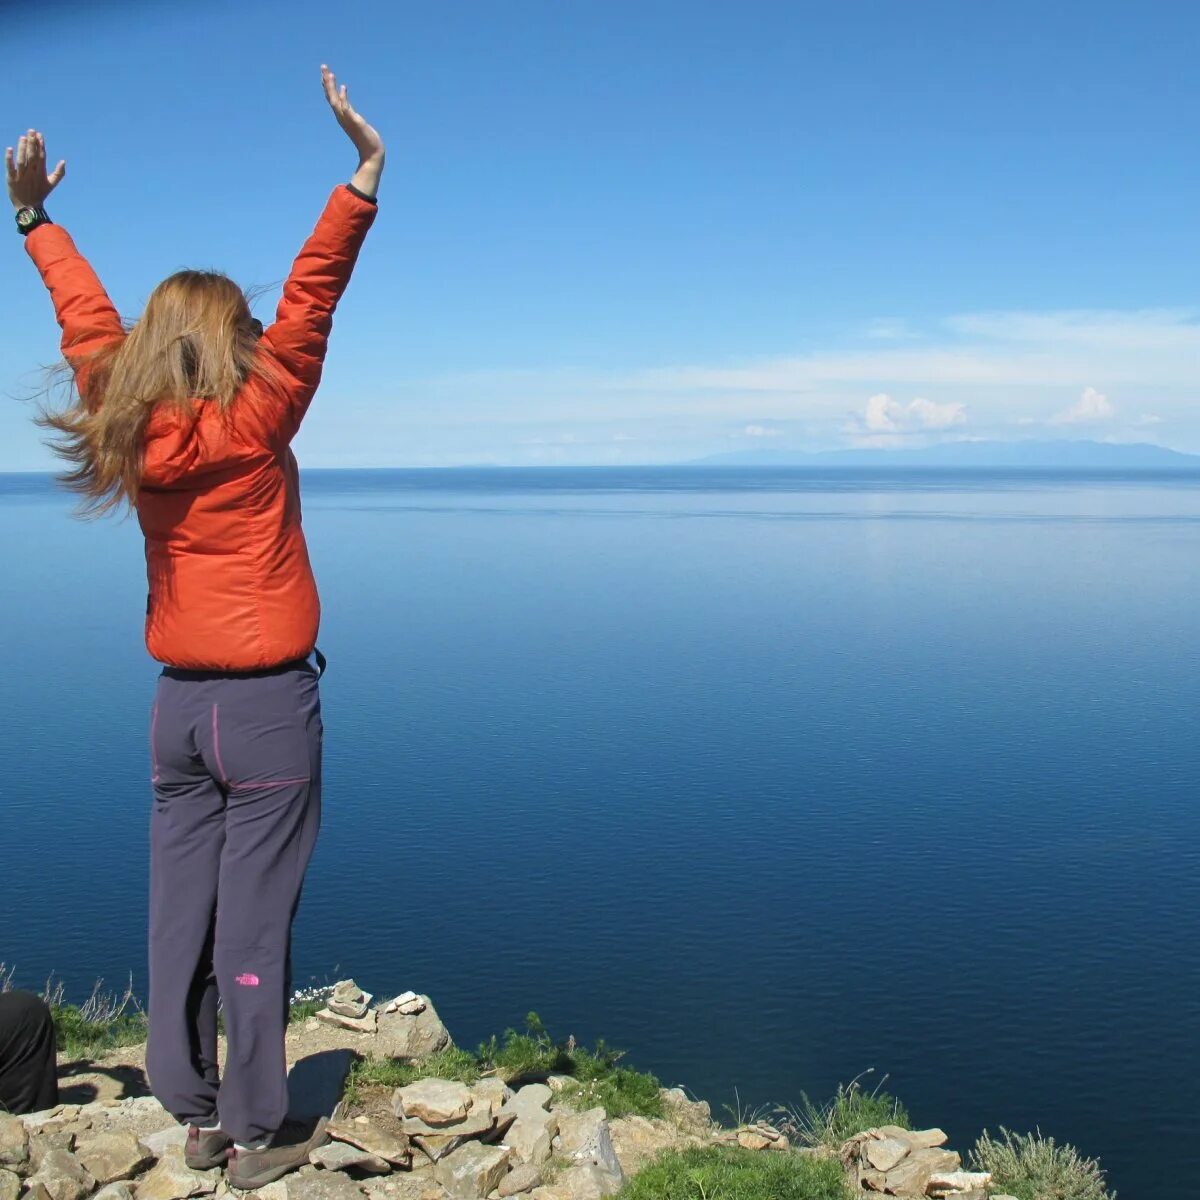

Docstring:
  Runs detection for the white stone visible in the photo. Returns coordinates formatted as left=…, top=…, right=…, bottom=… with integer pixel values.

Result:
left=0, top=1168, right=20, bottom=1200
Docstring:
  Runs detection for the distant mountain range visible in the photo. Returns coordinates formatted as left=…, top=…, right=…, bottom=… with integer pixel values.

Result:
left=688, top=439, right=1200, bottom=469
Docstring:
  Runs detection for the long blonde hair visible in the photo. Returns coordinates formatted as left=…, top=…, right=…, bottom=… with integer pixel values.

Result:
left=40, top=270, right=283, bottom=515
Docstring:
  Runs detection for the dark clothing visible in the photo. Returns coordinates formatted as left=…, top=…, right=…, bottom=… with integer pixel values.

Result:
left=146, top=663, right=322, bottom=1144
left=0, top=990, right=58, bottom=1114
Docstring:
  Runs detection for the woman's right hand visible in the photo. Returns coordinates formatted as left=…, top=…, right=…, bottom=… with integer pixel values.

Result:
left=5, top=130, right=66, bottom=210
left=322, top=65, right=385, bottom=199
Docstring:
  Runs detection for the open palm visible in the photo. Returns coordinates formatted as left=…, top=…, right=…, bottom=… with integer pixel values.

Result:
left=322, top=65, right=384, bottom=165
left=5, top=130, right=66, bottom=209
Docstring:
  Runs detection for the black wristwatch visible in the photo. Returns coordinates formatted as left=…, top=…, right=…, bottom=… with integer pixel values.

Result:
left=15, top=206, right=52, bottom=236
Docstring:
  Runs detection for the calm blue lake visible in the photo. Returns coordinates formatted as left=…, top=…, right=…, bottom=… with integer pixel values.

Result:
left=3, top=466, right=1198, bottom=1196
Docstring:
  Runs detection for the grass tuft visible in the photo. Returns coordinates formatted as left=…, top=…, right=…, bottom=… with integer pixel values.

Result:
left=616, top=1145, right=849, bottom=1200
left=776, top=1072, right=910, bottom=1151
left=970, top=1127, right=1114, bottom=1200
left=45, top=975, right=147, bottom=1060
left=343, top=1012, right=663, bottom=1118
left=343, top=1046, right=482, bottom=1105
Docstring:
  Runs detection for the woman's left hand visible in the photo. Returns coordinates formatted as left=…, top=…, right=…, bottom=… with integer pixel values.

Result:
left=5, top=130, right=66, bottom=209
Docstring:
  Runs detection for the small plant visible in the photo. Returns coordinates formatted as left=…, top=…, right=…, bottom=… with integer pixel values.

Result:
left=342, top=1013, right=664, bottom=1119
left=617, top=1145, right=849, bottom=1199
left=970, top=1127, right=1114, bottom=1200
left=45, top=975, right=148, bottom=1060
left=289, top=983, right=336, bottom=1024
left=343, top=1046, right=481, bottom=1105
left=777, top=1071, right=910, bottom=1151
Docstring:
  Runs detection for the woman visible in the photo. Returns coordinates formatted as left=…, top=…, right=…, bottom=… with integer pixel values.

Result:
left=7, top=65, right=383, bottom=1188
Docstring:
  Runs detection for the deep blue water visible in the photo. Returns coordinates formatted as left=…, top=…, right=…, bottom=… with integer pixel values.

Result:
left=3, top=466, right=1199, bottom=1196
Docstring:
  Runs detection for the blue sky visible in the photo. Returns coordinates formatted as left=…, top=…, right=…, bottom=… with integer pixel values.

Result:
left=3, top=0, right=1198, bottom=468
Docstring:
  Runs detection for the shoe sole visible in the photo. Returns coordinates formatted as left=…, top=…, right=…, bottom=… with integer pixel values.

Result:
left=227, top=1164, right=296, bottom=1190
left=226, top=1120, right=330, bottom=1190
left=185, top=1150, right=231, bottom=1171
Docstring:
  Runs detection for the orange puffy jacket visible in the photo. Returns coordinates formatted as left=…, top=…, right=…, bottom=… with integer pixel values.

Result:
left=27, top=184, right=378, bottom=671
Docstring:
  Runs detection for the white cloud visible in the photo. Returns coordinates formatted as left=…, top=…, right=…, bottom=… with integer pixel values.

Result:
left=301, top=307, right=1198, bottom=465
left=1048, top=387, right=1115, bottom=425
left=862, top=393, right=967, bottom=434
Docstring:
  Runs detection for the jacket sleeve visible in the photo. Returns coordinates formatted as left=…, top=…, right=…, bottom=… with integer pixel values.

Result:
left=256, top=184, right=378, bottom=445
left=25, top=224, right=126, bottom=411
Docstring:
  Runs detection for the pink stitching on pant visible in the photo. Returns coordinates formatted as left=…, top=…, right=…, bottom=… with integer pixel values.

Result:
left=212, top=704, right=229, bottom=787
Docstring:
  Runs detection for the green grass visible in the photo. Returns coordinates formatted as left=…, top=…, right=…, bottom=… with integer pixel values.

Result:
left=52, top=1002, right=148, bottom=1060
left=343, top=1012, right=664, bottom=1118
left=344, top=1046, right=483, bottom=1104
left=970, top=1128, right=1114, bottom=1200
left=777, top=1074, right=910, bottom=1151
left=39, top=975, right=148, bottom=1061
left=616, top=1146, right=849, bottom=1200
left=288, top=998, right=329, bottom=1024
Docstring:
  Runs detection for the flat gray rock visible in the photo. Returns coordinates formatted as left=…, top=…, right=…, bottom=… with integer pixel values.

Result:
left=92, top=1185, right=136, bottom=1200
left=326, top=1118, right=410, bottom=1166
left=138, top=1124, right=188, bottom=1159
left=27, top=1150, right=96, bottom=1200
left=136, top=1149, right=221, bottom=1200
left=395, top=1080, right=474, bottom=1127
left=0, top=1168, right=20, bottom=1200
left=433, top=1142, right=511, bottom=1200
left=74, top=1132, right=151, bottom=1184
left=286, top=1170, right=375, bottom=1200
left=497, top=1163, right=542, bottom=1196
left=503, top=1110, right=557, bottom=1167
left=310, top=1141, right=391, bottom=1175
left=0, top=1116, right=27, bottom=1170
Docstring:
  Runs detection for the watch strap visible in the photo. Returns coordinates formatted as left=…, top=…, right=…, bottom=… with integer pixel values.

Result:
left=16, top=206, right=52, bottom=236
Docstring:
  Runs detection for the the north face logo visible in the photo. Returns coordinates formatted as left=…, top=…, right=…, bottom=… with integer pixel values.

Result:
left=235, top=973, right=260, bottom=987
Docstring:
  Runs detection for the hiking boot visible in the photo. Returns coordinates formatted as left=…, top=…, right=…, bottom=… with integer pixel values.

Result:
left=185, top=1125, right=233, bottom=1170
left=226, top=1116, right=330, bottom=1189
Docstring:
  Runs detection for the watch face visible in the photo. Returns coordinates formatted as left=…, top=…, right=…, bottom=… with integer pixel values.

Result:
left=17, top=208, right=38, bottom=229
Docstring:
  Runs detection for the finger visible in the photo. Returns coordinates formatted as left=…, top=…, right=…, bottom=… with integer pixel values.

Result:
left=5, top=147, right=15, bottom=182
left=48, top=158, right=66, bottom=186
left=16, top=134, right=29, bottom=173
left=322, top=66, right=339, bottom=105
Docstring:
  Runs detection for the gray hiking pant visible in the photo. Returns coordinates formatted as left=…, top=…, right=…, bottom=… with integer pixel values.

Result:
left=146, top=661, right=322, bottom=1144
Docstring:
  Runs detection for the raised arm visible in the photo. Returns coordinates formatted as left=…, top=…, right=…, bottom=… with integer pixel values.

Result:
left=256, top=65, right=384, bottom=445
left=8, top=131, right=125, bottom=410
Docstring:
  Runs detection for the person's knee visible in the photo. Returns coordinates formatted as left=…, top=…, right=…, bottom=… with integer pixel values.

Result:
left=0, top=989, right=56, bottom=1041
